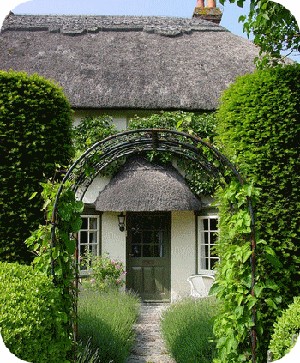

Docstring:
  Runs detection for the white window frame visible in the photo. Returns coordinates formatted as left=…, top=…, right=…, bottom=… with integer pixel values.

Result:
left=198, top=215, right=219, bottom=274
left=78, top=215, right=100, bottom=273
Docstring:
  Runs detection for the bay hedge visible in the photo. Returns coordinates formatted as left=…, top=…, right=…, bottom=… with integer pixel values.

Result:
left=214, top=64, right=300, bottom=362
left=0, top=71, right=74, bottom=263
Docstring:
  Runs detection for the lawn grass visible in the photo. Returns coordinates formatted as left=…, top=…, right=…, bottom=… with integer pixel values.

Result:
left=161, top=296, right=220, bottom=363
left=78, top=289, right=140, bottom=363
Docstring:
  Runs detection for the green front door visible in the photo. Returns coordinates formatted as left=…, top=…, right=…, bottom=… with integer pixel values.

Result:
left=126, top=212, right=171, bottom=302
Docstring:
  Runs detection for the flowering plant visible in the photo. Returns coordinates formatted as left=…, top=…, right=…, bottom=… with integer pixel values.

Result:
left=81, top=253, right=126, bottom=291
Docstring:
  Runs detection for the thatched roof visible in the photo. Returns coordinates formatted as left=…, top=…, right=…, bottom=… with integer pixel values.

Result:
left=0, top=14, right=259, bottom=111
left=94, top=157, right=202, bottom=211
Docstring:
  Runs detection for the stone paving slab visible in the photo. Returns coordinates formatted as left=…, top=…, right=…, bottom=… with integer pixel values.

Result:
left=126, top=303, right=176, bottom=363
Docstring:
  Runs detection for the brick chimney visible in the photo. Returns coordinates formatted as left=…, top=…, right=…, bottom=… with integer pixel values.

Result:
left=193, top=0, right=222, bottom=25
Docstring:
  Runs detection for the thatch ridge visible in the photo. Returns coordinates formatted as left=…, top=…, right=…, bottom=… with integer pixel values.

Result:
left=1, top=14, right=227, bottom=36
left=95, top=157, right=202, bottom=211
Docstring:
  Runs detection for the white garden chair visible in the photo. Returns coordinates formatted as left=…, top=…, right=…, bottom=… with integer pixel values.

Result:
left=187, top=274, right=215, bottom=298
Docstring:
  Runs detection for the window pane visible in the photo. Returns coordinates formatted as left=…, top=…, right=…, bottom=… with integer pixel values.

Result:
left=81, top=218, right=88, bottom=229
left=132, top=244, right=141, bottom=257
left=143, top=244, right=152, bottom=257
left=89, top=232, right=97, bottom=244
left=80, top=231, right=88, bottom=244
left=204, top=232, right=209, bottom=244
left=132, top=232, right=142, bottom=244
left=211, top=232, right=218, bottom=245
left=90, top=217, right=98, bottom=229
left=89, top=244, right=98, bottom=256
left=210, top=218, right=218, bottom=231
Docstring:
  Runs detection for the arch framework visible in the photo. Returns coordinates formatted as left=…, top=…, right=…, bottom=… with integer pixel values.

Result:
left=51, top=128, right=257, bottom=362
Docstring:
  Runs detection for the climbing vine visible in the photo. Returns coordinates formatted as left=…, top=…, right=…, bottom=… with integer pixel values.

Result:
left=213, top=180, right=261, bottom=362
left=25, top=179, right=83, bottom=344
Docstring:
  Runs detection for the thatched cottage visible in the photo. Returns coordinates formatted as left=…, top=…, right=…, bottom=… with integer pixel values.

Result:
left=0, top=1, right=259, bottom=301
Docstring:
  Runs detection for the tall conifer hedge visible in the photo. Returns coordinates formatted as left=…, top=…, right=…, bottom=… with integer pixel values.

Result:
left=0, top=71, right=73, bottom=263
left=215, top=64, right=300, bottom=362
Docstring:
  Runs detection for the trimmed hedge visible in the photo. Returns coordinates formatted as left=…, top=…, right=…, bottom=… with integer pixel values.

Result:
left=0, top=262, right=72, bottom=363
left=215, top=64, right=300, bottom=362
left=0, top=71, right=74, bottom=263
left=269, top=296, right=300, bottom=360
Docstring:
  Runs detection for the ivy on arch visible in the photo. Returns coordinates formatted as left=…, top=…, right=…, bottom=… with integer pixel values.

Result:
left=49, top=128, right=258, bottom=362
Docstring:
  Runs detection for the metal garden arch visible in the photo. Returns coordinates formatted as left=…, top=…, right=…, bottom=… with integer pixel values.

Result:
left=51, top=128, right=257, bottom=362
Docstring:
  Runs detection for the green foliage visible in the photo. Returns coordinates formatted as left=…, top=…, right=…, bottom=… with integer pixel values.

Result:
left=213, top=181, right=262, bottom=363
left=269, top=296, right=300, bottom=360
left=81, top=253, right=126, bottom=291
left=214, top=64, right=300, bottom=362
left=128, top=110, right=217, bottom=140
left=25, top=181, right=83, bottom=283
left=161, top=296, right=220, bottom=363
left=128, top=111, right=218, bottom=196
left=72, top=111, right=218, bottom=196
left=25, top=180, right=84, bottom=357
left=0, top=70, right=74, bottom=263
left=72, top=115, right=117, bottom=157
left=78, top=289, right=140, bottom=363
left=219, top=0, right=300, bottom=67
left=76, top=338, right=101, bottom=363
left=0, top=262, right=72, bottom=363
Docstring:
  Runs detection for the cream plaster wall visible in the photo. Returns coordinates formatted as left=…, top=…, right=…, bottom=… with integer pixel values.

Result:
left=79, top=175, right=111, bottom=204
left=171, top=211, right=196, bottom=301
left=73, top=110, right=128, bottom=131
left=101, top=212, right=126, bottom=264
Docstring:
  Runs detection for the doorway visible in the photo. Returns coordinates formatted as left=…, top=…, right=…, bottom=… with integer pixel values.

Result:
left=126, top=212, right=171, bottom=302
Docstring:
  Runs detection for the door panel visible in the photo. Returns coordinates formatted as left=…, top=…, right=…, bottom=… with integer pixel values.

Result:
left=126, top=212, right=171, bottom=302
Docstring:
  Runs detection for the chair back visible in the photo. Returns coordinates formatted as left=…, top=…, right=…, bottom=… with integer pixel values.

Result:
left=187, top=274, right=215, bottom=298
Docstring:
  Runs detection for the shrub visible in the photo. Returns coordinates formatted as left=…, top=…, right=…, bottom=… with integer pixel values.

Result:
left=78, top=289, right=140, bottom=363
left=161, top=296, right=220, bottom=363
left=0, top=70, right=74, bottom=263
left=269, top=296, right=300, bottom=360
left=0, top=262, right=72, bottom=363
left=81, top=253, right=126, bottom=291
left=215, top=64, right=300, bottom=362
left=72, top=115, right=117, bottom=156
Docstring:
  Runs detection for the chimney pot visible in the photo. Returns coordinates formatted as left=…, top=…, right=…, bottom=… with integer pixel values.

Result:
left=193, top=0, right=222, bottom=24
left=196, top=0, right=205, bottom=7
left=207, top=0, right=216, bottom=7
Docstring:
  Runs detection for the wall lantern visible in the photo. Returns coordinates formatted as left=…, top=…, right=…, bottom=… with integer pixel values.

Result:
left=118, top=212, right=126, bottom=232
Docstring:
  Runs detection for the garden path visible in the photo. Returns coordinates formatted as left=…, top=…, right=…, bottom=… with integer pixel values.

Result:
left=126, top=303, right=176, bottom=363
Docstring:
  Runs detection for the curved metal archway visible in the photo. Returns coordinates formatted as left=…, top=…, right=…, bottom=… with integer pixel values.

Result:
left=51, top=128, right=257, bottom=362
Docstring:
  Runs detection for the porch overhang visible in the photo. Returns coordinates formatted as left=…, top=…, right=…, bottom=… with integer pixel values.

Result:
left=94, top=156, right=202, bottom=212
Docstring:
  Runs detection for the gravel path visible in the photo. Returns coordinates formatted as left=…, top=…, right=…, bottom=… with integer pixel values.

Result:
left=126, top=303, right=176, bottom=363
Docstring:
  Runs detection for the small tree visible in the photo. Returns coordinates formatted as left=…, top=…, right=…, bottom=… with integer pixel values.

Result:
left=0, top=70, right=74, bottom=263
left=219, top=0, right=300, bottom=67
left=214, top=64, right=300, bottom=362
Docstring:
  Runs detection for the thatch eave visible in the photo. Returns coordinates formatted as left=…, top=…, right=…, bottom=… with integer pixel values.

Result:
left=95, top=157, right=202, bottom=212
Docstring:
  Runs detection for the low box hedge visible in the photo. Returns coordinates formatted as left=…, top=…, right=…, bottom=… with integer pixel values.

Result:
left=0, top=262, right=72, bottom=363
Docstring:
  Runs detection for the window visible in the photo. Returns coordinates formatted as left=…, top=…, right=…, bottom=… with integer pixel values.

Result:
left=198, top=215, right=219, bottom=273
left=128, top=213, right=170, bottom=258
left=78, top=215, right=100, bottom=271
